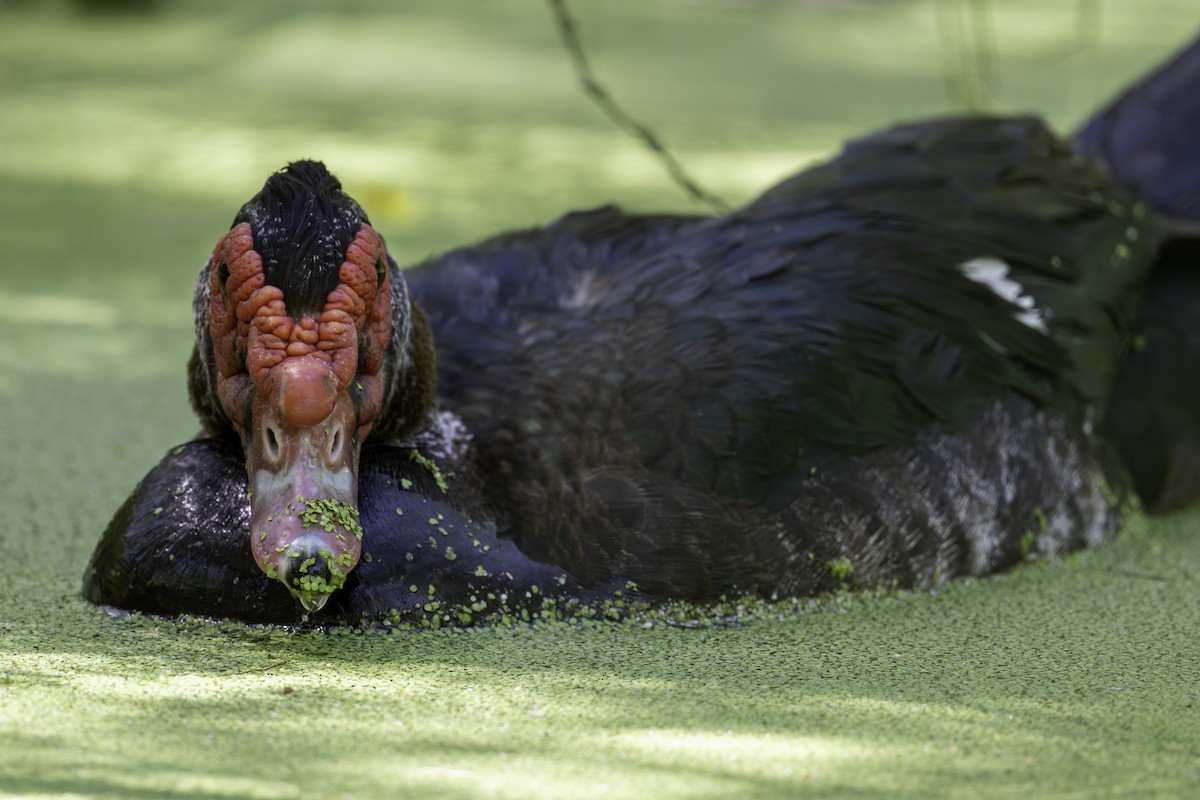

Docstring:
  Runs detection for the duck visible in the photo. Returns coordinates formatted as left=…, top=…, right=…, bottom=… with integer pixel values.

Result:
left=84, top=36, right=1200, bottom=627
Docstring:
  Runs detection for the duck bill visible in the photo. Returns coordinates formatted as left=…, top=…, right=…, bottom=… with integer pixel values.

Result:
left=246, top=393, right=363, bottom=613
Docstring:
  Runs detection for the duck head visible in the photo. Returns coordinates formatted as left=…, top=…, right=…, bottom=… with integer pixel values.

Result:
left=188, top=161, right=435, bottom=613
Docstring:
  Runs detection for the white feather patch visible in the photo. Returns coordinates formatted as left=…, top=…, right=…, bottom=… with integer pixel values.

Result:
left=959, top=257, right=1048, bottom=333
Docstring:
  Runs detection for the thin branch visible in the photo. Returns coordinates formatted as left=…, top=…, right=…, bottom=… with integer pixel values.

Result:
left=547, top=0, right=729, bottom=212
left=233, top=658, right=290, bottom=675
left=968, top=0, right=997, bottom=104
left=936, top=0, right=996, bottom=111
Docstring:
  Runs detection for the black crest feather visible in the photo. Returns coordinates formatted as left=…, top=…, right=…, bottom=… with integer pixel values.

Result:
left=234, top=160, right=369, bottom=316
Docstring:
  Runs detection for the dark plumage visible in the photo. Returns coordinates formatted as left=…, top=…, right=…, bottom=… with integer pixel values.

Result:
left=1104, top=238, right=1200, bottom=511
left=1085, top=36, right=1200, bottom=511
left=234, top=160, right=370, bottom=316
left=85, top=37, right=1200, bottom=626
left=1077, top=36, right=1200, bottom=219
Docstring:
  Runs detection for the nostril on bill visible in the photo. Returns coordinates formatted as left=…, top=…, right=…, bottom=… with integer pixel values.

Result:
left=263, top=422, right=282, bottom=464
left=328, top=424, right=343, bottom=463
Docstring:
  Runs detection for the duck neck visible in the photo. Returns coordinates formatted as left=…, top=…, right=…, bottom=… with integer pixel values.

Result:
left=364, top=278, right=438, bottom=444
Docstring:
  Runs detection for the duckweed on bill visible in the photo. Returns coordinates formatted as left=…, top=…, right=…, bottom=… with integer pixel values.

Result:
left=297, top=572, right=343, bottom=596
left=295, top=496, right=364, bottom=541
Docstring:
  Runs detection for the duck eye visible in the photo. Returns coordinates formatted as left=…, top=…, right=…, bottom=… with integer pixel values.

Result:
left=375, top=257, right=387, bottom=284
left=216, top=259, right=230, bottom=290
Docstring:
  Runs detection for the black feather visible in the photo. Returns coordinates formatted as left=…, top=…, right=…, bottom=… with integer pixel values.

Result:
left=1076, top=35, right=1200, bottom=219
left=233, top=160, right=369, bottom=315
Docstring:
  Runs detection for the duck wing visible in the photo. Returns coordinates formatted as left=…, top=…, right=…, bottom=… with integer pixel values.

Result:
left=407, top=117, right=1155, bottom=589
left=757, top=115, right=1157, bottom=408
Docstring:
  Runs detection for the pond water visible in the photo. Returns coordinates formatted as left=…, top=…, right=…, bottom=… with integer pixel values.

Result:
left=0, top=2, right=1196, bottom=797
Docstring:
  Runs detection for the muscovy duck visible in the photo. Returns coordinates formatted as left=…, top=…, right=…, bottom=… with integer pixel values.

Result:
left=85, top=37, right=1200, bottom=626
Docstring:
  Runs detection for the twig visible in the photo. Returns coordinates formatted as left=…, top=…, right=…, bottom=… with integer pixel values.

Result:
left=546, top=0, right=729, bottom=212
left=936, top=0, right=996, bottom=111
left=234, top=658, right=290, bottom=675
left=1115, top=567, right=1169, bottom=582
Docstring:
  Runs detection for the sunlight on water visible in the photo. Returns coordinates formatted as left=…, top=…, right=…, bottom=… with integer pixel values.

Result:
left=0, top=99, right=821, bottom=212
left=614, top=728, right=871, bottom=773
left=0, top=291, right=190, bottom=391
left=0, top=292, right=121, bottom=328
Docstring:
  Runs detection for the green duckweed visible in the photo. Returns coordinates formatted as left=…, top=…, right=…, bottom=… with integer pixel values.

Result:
left=295, top=496, right=364, bottom=541
left=409, top=450, right=449, bottom=492
left=826, top=557, right=855, bottom=583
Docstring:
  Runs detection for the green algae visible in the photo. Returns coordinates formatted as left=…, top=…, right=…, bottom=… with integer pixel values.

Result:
left=825, top=557, right=856, bottom=584
left=12, top=503, right=1197, bottom=799
left=2, top=1, right=1199, bottom=797
left=1019, top=529, right=1036, bottom=560
left=409, top=450, right=449, bottom=493
left=1021, top=507, right=1049, bottom=560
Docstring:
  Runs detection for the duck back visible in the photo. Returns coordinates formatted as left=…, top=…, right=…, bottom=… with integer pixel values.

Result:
left=407, top=116, right=1153, bottom=598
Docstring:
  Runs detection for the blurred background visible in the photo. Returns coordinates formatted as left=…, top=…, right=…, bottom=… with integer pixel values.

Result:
left=0, top=0, right=1196, bottom=470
